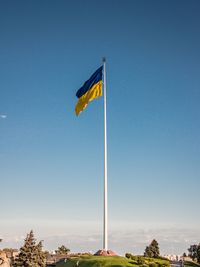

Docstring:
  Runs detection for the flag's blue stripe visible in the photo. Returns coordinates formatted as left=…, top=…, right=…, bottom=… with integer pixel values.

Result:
left=76, top=66, right=103, bottom=99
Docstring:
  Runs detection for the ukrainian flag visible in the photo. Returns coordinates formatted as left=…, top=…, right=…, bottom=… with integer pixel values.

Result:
left=75, top=66, right=103, bottom=116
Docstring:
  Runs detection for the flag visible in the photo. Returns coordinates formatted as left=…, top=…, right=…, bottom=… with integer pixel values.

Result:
left=75, top=66, right=103, bottom=116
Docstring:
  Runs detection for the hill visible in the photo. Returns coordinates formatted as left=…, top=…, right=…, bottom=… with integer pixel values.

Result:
left=56, top=255, right=170, bottom=267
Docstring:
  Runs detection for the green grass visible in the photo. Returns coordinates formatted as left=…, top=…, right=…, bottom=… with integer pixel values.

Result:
left=56, top=255, right=170, bottom=267
left=56, top=256, right=136, bottom=267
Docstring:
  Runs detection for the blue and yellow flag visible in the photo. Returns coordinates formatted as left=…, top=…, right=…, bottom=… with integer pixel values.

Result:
left=75, top=66, right=103, bottom=116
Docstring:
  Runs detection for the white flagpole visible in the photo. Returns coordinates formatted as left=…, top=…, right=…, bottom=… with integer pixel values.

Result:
left=103, top=57, right=108, bottom=251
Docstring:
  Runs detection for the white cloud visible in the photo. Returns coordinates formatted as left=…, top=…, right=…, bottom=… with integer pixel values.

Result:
left=1, top=220, right=199, bottom=255
left=1, top=227, right=199, bottom=256
left=0, top=114, right=7, bottom=119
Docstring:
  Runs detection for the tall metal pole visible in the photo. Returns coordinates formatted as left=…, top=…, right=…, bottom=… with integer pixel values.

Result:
left=103, top=57, right=108, bottom=251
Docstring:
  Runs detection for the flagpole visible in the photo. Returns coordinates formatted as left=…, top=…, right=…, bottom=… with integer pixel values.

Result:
left=103, top=57, right=108, bottom=251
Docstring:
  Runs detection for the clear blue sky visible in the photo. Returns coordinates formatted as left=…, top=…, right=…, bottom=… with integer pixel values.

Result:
left=0, top=0, right=200, bottom=255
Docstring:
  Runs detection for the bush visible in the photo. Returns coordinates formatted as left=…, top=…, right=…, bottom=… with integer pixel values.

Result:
left=137, top=257, right=145, bottom=265
left=125, top=253, right=132, bottom=259
left=131, top=256, right=139, bottom=261
left=149, top=263, right=157, bottom=267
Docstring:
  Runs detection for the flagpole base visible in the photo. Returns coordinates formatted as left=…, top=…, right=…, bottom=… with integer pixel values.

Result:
left=94, top=250, right=118, bottom=256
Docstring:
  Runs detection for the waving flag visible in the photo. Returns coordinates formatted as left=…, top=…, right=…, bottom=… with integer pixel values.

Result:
left=75, top=66, right=103, bottom=116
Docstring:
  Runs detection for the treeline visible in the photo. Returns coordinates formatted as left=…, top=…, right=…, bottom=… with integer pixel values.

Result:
left=0, top=230, right=71, bottom=267
left=1, top=231, right=200, bottom=267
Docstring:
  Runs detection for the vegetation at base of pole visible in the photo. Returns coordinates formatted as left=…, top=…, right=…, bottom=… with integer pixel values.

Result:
left=13, top=230, right=46, bottom=267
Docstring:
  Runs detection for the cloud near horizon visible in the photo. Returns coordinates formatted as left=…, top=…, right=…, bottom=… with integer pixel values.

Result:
left=1, top=226, right=200, bottom=256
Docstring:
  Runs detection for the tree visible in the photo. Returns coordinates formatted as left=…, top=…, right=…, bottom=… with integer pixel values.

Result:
left=144, top=239, right=160, bottom=258
left=144, top=246, right=154, bottom=258
left=188, top=244, right=200, bottom=264
left=188, top=244, right=198, bottom=261
left=35, top=241, right=46, bottom=266
left=55, top=245, right=70, bottom=255
left=14, top=230, right=45, bottom=267
left=197, top=245, right=200, bottom=264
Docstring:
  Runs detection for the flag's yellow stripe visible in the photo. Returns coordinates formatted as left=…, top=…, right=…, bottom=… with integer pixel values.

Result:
left=75, top=81, right=102, bottom=116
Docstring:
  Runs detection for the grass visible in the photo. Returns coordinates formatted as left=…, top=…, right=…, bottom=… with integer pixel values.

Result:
left=56, top=255, right=170, bottom=267
left=56, top=256, right=136, bottom=267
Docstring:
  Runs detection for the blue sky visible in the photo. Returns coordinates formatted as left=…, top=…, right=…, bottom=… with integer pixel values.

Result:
left=0, top=0, right=200, bottom=255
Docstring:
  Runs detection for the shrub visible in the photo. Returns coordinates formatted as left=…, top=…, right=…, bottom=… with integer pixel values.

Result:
left=149, top=263, right=157, bottom=267
left=137, top=257, right=145, bottom=265
left=125, top=253, right=132, bottom=259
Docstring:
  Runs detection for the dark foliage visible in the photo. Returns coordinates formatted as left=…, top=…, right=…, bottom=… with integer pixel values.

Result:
left=13, top=230, right=46, bottom=267
left=144, top=239, right=160, bottom=258
left=188, top=244, right=200, bottom=264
